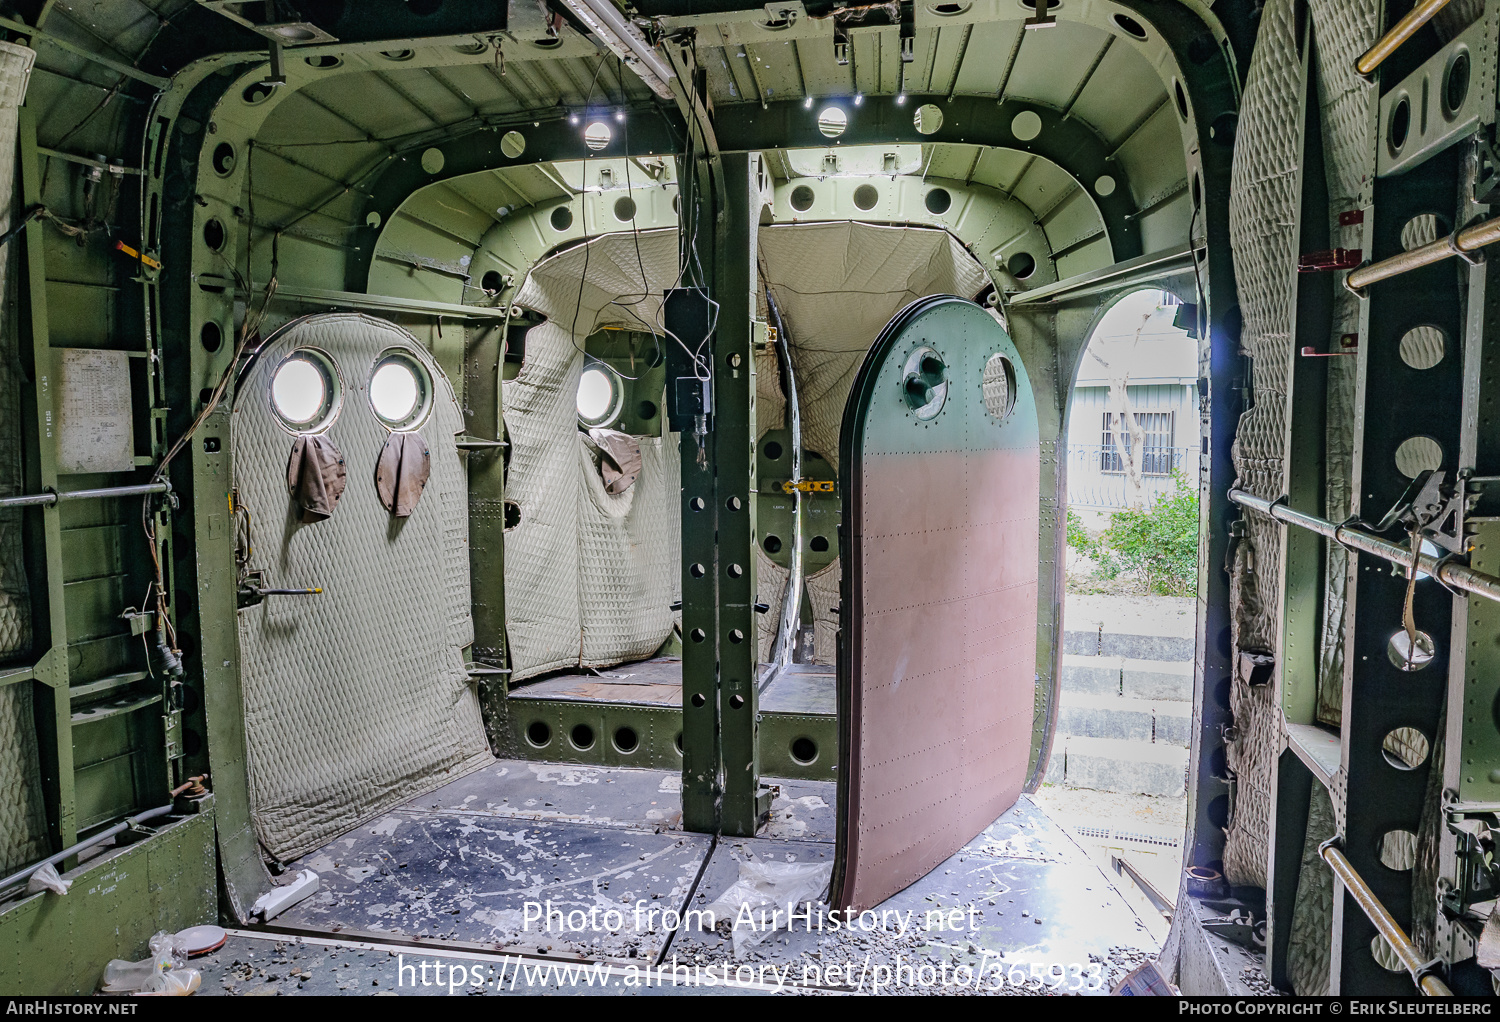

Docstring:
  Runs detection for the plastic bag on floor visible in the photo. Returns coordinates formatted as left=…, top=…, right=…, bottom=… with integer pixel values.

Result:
left=701, top=859, right=832, bottom=958
left=26, top=862, right=70, bottom=896
left=101, top=930, right=200, bottom=995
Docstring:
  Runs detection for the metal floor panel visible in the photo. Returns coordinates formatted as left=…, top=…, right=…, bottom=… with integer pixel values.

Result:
left=670, top=795, right=1156, bottom=994
left=760, top=777, right=837, bottom=843
left=278, top=811, right=711, bottom=960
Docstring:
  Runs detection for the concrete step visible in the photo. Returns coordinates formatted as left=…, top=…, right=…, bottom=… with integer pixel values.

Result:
left=1063, top=630, right=1195, bottom=661
left=1060, top=654, right=1193, bottom=702
left=1055, top=693, right=1191, bottom=746
left=1044, top=736, right=1188, bottom=797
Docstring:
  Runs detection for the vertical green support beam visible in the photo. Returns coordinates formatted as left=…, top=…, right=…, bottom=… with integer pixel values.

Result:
left=677, top=153, right=722, bottom=833
left=715, top=153, right=761, bottom=836
left=16, top=108, right=75, bottom=853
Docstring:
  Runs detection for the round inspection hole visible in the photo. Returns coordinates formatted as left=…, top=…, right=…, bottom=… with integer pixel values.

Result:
left=242, top=81, right=276, bottom=105
left=584, top=122, right=612, bottom=151
left=790, top=184, right=815, bottom=212
left=727, top=352, right=743, bottom=369
left=1394, top=435, right=1443, bottom=479
left=381, top=49, right=415, bottom=60
left=200, top=322, right=222, bottom=353
left=763, top=535, right=783, bottom=554
left=481, top=270, right=504, bottom=294
left=1399, top=326, right=1445, bottom=370
left=853, top=184, right=879, bottom=211
left=817, top=107, right=847, bottom=138
left=674, top=731, right=683, bottom=753
left=202, top=218, right=226, bottom=252
left=613, top=726, right=639, bottom=753
left=690, top=497, right=706, bottom=512
left=929, top=1, right=971, bottom=14
left=790, top=737, right=818, bottom=765
left=366, top=211, right=382, bottom=229
left=1387, top=628, right=1436, bottom=672
left=690, top=563, right=707, bottom=579
left=304, top=54, right=342, bottom=69
left=924, top=187, right=951, bottom=214
left=421, top=148, right=445, bottom=175
left=983, top=353, right=1018, bottom=420
left=1011, top=110, right=1042, bottom=142
left=1388, top=96, right=1411, bottom=153
left=1377, top=829, right=1417, bottom=871
left=690, top=628, right=707, bottom=643
left=725, top=495, right=742, bottom=512
left=1401, top=213, right=1442, bottom=251
left=550, top=205, right=574, bottom=232
left=1371, top=935, right=1405, bottom=973
left=914, top=103, right=944, bottom=135
left=1173, top=79, right=1189, bottom=120
left=729, top=694, right=744, bottom=709
left=1007, top=251, right=1037, bottom=280
left=728, top=629, right=744, bottom=644
left=727, top=563, right=743, bottom=578
left=764, top=440, right=784, bottom=460
left=501, top=130, right=527, bottom=159
left=504, top=501, right=521, bottom=530
left=614, top=195, right=637, bottom=222
left=810, top=536, right=829, bottom=553
left=530, top=36, right=561, bottom=49
left=1444, top=50, right=1470, bottom=118
left=691, top=692, right=706, bottom=707
left=526, top=721, right=552, bottom=747
left=1381, top=727, right=1430, bottom=770
left=570, top=723, right=596, bottom=750
left=211, top=142, right=236, bottom=177
left=1112, top=13, right=1148, bottom=39
left=638, top=399, right=658, bottom=420
left=199, top=387, right=214, bottom=406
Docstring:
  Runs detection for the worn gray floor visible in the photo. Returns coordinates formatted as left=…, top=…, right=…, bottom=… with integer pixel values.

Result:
left=226, top=759, right=1157, bottom=994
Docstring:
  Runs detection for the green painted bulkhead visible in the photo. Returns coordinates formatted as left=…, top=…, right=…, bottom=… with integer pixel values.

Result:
left=0, top=0, right=1254, bottom=994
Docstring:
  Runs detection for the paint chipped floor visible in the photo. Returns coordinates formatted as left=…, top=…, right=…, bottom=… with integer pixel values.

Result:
left=194, top=761, right=1159, bottom=995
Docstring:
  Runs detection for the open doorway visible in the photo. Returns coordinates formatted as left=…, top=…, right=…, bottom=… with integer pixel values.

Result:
left=1033, top=288, right=1202, bottom=939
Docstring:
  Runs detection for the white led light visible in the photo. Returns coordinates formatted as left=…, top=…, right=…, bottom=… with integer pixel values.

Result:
left=803, top=95, right=813, bottom=109
left=896, top=93, right=907, bottom=105
left=614, top=109, right=626, bottom=122
left=569, top=112, right=580, bottom=125
left=854, top=93, right=864, bottom=106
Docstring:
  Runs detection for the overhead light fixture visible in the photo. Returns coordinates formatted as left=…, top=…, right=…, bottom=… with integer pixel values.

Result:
left=615, top=109, right=626, bottom=123
left=854, top=93, right=864, bottom=106
left=555, top=0, right=676, bottom=99
left=804, top=96, right=814, bottom=109
left=896, top=93, right=907, bottom=105
left=569, top=112, right=581, bottom=125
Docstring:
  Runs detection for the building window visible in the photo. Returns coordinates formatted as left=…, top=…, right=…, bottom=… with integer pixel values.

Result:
left=1101, top=411, right=1176, bottom=475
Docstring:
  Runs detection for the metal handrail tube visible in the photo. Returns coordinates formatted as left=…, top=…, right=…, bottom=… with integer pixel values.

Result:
left=1319, top=841, right=1453, bottom=996
left=1356, top=0, right=1454, bottom=75
left=1347, top=215, right=1500, bottom=292
left=1228, top=488, right=1500, bottom=604
left=0, top=480, right=171, bottom=509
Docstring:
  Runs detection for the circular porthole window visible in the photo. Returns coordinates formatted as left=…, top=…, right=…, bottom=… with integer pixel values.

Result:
left=577, top=363, right=622, bottom=427
left=270, top=349, right=340, bottom=432
left=368, top=350, right=433, bottom=430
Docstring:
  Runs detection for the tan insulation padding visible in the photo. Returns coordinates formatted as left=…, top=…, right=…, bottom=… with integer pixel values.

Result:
left=1287, top=781, right=1337, bottom=996
left=804, top=559, right=840, bottom=666
left=1224, top=0, right=1301, bottom=889
left=503, top=229, right=681, bottom=683
left=0, top=40, right=42, bottom=877
left=233, top=314, right=490, bottom=861
left=755, top=547, right=788, bottom=665
left=758, top=222, right=991, bottom=473
left=1309, top=0, right=1380, bottom=728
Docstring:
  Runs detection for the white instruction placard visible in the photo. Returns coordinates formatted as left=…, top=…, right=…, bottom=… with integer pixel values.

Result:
left=56, top=348, right=135, bottom=475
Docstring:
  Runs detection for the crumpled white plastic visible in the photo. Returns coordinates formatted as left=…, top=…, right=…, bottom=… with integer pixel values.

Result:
left=100, top=930, right=201, bottom=996
left=26, top=862, right=70, bottom=896
left=701, top=858, right=833, bottom=958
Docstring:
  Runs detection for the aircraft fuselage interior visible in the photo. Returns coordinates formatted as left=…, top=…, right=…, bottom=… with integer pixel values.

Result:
left=1, top=0, right=1499, bottom=1000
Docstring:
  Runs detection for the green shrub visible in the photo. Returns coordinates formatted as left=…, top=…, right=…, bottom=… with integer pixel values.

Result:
left=1094, top=471, right=1200, bottom=596
left=1066, top=507, right=1092, bottom=554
